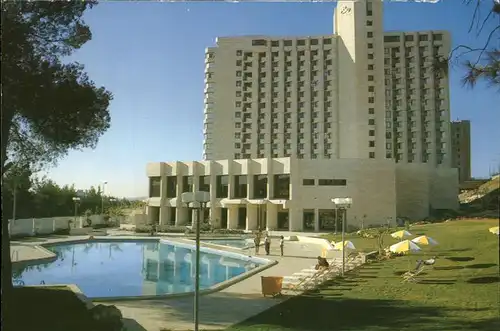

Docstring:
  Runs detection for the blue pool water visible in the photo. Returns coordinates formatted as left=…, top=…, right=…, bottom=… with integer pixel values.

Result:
left=202, top=239, right=251, bottom=249
left=12, top=241, right=261, bottom=298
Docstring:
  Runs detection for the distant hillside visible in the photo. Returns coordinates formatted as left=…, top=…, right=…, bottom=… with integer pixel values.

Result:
left=459, top=176, right=499, bottom=217
left=459, top=176, right=499, bottom=204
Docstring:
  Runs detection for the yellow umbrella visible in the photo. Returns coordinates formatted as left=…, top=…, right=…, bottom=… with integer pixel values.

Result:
left=389, top=240, right=421, bottom=254
left=334, top=241, right=356, bottom=250
left=390, top=240, right=422, bottom=271
left=391, top=230, right=413, bottom=239
left=412, top=235, right=438, bottom=246
left=489, top=226, right=499, bottom=235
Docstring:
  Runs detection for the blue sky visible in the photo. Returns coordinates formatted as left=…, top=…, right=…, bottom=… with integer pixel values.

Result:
left=45, top=0, right=500, bottom=198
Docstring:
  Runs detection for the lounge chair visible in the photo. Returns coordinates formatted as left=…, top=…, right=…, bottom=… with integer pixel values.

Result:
left=284, top=254, right=362, bottom=292
left=402, top=263, right=426, bottom=283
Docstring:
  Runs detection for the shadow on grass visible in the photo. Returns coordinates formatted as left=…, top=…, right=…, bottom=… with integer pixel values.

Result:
left=417, top=279, right=457, bottom=285
left=231, top=295, right=475, bottom=331
left=447, top=248, right=472, bottom=252
left=465, top=263, right=497, bottom=269
left=466, top=276, right=500, bottom=284
left=446, top=256, right=475, bottom=262
left=434, top=266, right=465, bottom=270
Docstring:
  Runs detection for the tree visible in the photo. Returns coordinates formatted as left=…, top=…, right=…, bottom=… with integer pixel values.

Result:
left=436, top=0, right=500, bottom=88
left=2, top=164, right=34, bottom=221
left=1, top=1, right=112, bottom=300
left=374, top=227, right=391, bottom=258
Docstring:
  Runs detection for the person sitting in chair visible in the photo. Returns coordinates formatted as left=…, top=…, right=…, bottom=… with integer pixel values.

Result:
left=315, top=256, right=329, bottom=270
left=423, top=256, right=437, bottom=266
left=414, top=256, right=437, bottom=271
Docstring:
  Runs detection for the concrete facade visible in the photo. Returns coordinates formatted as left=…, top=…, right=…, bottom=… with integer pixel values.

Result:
left=450, top=120, right=472, bottom=183
left=203, top=0, right=452, bottom=169
left=146, top=157, right=458, bottom=231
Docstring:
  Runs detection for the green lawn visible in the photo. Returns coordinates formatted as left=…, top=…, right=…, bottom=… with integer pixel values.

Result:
left=228, top=219, right=500, bottom=331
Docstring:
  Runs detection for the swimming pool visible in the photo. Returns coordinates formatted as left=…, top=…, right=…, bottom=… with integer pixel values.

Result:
left=202, top=239, right=253, bottom=249
left=12, top=240, right=262, bottom=298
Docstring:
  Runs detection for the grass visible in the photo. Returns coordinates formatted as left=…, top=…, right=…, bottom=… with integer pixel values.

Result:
left=228, top=219, right=500, bottom=331
left=3, top=286, right=96, bottom=331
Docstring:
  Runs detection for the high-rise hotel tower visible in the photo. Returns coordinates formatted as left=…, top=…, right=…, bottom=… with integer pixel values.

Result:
left=203, top=0, right=451, bottom=169
left=145, top=0, right=458, bottom=232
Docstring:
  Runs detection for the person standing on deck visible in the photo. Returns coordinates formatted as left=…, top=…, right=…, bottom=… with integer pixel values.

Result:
left=254, top=230, right=262, bottom=255
left=264, top=235, right=271, bottom=255
left=279, top=236, right=285, bottom=256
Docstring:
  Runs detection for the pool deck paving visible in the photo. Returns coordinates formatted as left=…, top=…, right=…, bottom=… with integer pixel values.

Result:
left=10, top=234, right=326, bottom=331
left=104, top=241, right=323, bottom=331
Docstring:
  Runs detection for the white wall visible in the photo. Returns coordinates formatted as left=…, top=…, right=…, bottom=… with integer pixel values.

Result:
left=291, top=158, right=397, bottom=229
left=8, top=214, right=105, bottom=237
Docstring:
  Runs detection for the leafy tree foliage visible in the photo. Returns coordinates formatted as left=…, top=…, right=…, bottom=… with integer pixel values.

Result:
left=1, top=0, right=112, bottom=173
left=3, top=173, right=132, bottom=221
left=1, top=1, right=112, bottom=298
left=437, top=0, right=500, bottom=89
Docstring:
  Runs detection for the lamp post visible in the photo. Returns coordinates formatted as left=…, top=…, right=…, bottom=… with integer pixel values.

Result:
left=101, top=181, right=108, bottom=216
left=181, top=191, right=210, bottom=331
left=72, top=197, right=81, bottom=226
left=331, top=197, right=353, bottom=277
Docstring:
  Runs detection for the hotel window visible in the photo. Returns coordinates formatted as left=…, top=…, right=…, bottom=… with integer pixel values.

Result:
left=166, top=176, right=177, bottom=198
left=216, top=175, right=229, bottom=198
left=273, top=175, right=290, bottom=199
left=198, top=176, right=210, bottom=193
left=318, top=179, right=347, bottom=186
left=253, top=175, right=268, bottom=199
left=233, top=175, right=247, bottom=198
left=149, top=177, right=161, bottom=198
left=182, top=176, right=193, bottom=193
left=303, top=179, right=315, bottom=186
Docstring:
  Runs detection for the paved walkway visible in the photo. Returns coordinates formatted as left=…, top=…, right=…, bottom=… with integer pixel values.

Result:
left=10, top=234, right=326, bottom=331
left=105, top=241, right=323, bottom=331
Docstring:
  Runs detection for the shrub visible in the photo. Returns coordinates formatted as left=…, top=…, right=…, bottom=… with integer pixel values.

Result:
left=159, top=225, right=188, bottom=233
left=346, top=224, right=360, bottom=233
left=404, top=219, right=410, bottom=231
left=91, top=223, right=112, bottom=230
left=211, top=228, right=246, bottom=235
left=134, top=225, right=153, bottom=233
left=54, top=228, right=70, bottom=235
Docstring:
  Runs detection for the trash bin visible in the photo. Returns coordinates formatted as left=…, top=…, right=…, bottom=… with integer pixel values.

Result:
left=261, top=276, right=283, bottom=297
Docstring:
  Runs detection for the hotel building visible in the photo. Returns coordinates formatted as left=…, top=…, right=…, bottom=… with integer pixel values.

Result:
left=450, top=120, right=472, bottom=183
left=146, top=0, right=459, bottom=231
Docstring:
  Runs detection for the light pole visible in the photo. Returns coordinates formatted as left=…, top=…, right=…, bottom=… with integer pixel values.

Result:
left=181, top=191, right=210, bottom=331
left=101, top=181, right=108, bottom=216
left=331, top=197, right=353, bottom=277
left=72, top=197, right=81, bottom=226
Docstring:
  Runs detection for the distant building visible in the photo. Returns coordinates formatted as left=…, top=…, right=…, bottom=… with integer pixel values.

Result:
left=451, top=120, right=471, bottom=183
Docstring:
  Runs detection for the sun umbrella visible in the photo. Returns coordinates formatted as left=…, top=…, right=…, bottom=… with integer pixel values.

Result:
left=412, top=235, right=438, bottom=246
left=489, top=226, right=499, bottom=235
left=334, top=240, right=356, bottom=250
left=389, top=240, right=421, bottom=254
left=391, top=230, right=413, bottom=239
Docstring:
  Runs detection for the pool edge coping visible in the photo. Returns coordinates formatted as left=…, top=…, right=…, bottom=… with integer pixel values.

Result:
left=13, top=236, right=279, bottom=302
